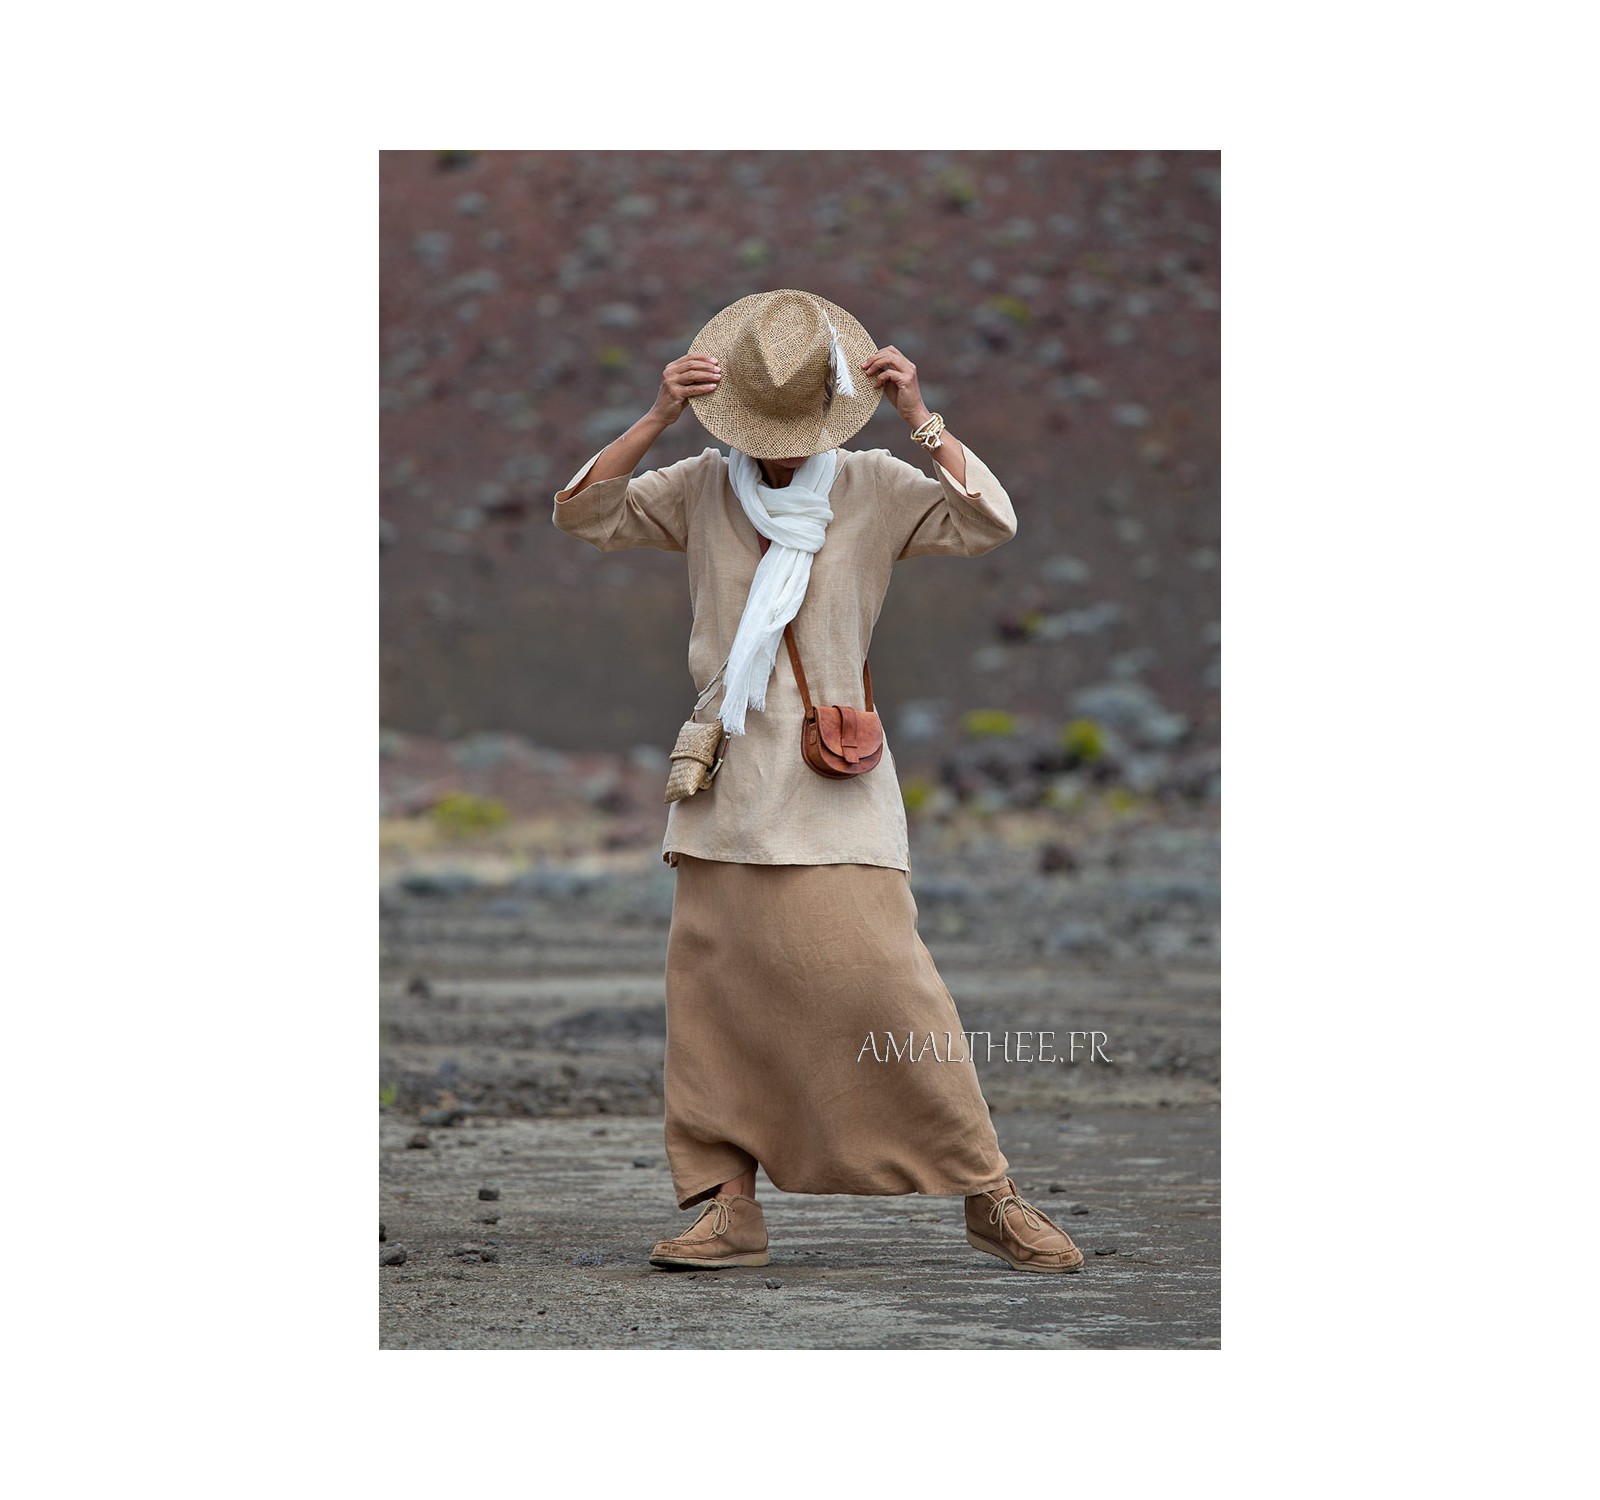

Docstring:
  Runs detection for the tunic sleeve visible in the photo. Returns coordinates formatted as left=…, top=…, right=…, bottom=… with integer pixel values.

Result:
left=552, top=446, right=720, bottom=554
left=875, top=444, right=1018, bottom=561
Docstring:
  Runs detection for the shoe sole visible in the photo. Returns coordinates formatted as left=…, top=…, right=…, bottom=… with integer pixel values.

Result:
left=648, top=1249, right=771, bottom=1270
left=966, top=1228, right=1084, bottom=1273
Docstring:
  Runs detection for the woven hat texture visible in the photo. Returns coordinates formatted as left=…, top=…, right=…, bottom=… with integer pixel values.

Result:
left=687, top=289, right=881, bottom=458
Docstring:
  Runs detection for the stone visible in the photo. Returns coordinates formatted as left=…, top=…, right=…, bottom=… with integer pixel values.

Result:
left=478, top=1186, right=501, bottom=1201
left=381, top=1246, right=407, bottom=1266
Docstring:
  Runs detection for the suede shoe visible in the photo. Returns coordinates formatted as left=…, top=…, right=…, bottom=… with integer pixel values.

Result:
left=648, top=1194, right=770, bottom=1270
left=965, top=1177, right=1085, bottom=1273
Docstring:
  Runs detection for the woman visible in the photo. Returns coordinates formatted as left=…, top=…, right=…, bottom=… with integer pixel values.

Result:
left=553, top=289, right=1084, bottom=1274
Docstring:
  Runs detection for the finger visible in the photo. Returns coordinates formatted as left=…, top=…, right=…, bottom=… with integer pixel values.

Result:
left=862, top=353, right=910, bottom=376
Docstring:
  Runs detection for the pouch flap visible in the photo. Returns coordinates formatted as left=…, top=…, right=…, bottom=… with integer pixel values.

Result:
left=815, top=705, right=883, bottom=765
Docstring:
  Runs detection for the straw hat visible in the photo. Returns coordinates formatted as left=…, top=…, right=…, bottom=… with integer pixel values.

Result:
left=687, top=289, right=882, bottom=459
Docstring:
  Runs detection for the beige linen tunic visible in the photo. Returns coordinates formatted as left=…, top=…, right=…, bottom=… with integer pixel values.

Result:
left=552, top=441, right=1017, bottom=872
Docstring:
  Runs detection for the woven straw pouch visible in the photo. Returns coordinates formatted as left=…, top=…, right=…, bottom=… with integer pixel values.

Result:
left=664, top=717, right=726, bottom=803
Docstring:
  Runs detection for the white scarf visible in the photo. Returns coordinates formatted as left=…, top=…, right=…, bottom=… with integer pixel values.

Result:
left=714, top=447, right=839, bottom=735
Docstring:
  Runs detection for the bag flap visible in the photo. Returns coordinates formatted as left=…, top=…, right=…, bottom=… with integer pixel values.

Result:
left=815, top=705, right=883, bottom=764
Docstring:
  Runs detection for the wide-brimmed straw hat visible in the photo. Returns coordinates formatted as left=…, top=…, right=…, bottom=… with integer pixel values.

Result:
left=687, top=289, right=882, bottom=459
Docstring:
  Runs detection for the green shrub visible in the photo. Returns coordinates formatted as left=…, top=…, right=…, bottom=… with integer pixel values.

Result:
left=987, top=294, right=1033, bottom=326
left=962, top=709, right=1019, bottom=737
left=430, top=791, right=509, bottom=837
left=902, top=776, right=934, bottom=813
left=1059, top=718, right=1105, bottom=762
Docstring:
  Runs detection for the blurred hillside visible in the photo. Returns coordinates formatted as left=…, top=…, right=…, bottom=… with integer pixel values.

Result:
left=379, top=149, right=1219, bottom=800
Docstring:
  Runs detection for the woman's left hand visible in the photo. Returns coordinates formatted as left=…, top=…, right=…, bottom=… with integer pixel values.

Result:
left=862, top=347, right=933, bottom=427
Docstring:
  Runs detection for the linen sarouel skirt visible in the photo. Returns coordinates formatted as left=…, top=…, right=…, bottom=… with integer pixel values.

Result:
left=664, top=853, right=1012, bottom=1210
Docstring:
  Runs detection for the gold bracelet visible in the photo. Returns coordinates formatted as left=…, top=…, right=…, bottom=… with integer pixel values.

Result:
left=909, top=412, right=945, bottom=450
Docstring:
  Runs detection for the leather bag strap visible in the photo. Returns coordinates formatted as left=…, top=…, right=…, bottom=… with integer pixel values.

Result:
left=758, top=534, right=872, bottom=710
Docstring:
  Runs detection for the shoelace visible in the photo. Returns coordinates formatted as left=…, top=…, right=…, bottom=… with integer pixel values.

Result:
left=692, top=1198, right=733, bottom=1238
left=988, top=1192, right=1046, bottom=1233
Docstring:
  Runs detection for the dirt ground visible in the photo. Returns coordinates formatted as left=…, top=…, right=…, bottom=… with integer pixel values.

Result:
left=379, top=812, right=1219, bottom=1349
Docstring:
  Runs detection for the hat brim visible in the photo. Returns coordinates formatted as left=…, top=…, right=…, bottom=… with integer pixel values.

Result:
left=686, top=290, right=883, bottom=459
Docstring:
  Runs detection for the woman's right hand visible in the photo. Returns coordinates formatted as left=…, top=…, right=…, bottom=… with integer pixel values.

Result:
left=650, top=354, right=721, bottom=425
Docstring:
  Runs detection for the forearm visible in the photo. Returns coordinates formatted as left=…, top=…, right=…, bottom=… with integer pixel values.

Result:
left=904, top=404, right=968, bottom=490
left=559, top=410, right=671, bottom=502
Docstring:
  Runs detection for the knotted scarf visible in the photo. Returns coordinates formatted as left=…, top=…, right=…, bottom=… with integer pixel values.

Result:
left=715, top=447, right=839, bottom=735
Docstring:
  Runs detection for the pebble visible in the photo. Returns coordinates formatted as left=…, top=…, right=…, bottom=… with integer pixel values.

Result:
left=421, top=1108, right=462, bottom=1127
left=380, top=1222, right=387, bottom=1241
left=1047, top=1183, right=1069, bottom=1194
left=764, top=1278, right=783, bottom=1290
left=1094, top=1247, right=1119, bottom=1256
left=1069, top=1204, right=1090, bottom=1215
left=631, top=1157, right=654, bottom=1169
left=478, top=1214, right=500, bottom=1225
left=406, top=1132, right=430, bottom=1150
left=478, top=1186, right=501, bottom=1201
left=381, top=1246, right=407, bottom=1267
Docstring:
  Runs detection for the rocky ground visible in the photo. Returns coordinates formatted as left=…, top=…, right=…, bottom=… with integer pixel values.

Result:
left=379, top=808, right=1219, bottom=1349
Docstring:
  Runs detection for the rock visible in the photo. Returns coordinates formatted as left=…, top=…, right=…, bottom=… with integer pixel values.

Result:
left=399, top=870, right=477, bottom=899
left=1046, top=922, right=1114, bottom=959
left=478, top=1214, right=499, bottom=1225
left=412, top=230, right=452, bottom=271
left=381, top=1246, right=407, bottom=1266
left=1071, top=682, right=1190, bottom=750
left=764, top=1278, right=783, bottom=1289
left=1041, top=554, right=1091, bottom=585
left=1093, top=1246, right=1119, bottom=1256
left=1038, top=843, right=1078, bottom=875
left=407, top=974, right=431, bottom=999
left=478, top=1186, right=501, bottom=1201
left=380, top=1222, right=387, bottom=1241
left=420, top=1108, right=462, bottom=1127
left=572, top=1250, right=606, bottom=1267
left=406, top=1132, right=430, bottom=1149
left=1033, top=602, right=1123, bottom=640
left=479, top=1248, right=499, bottom=1264
left=631, top=1157, right=654, bottom=1169
left=1046, top=1183, right=1069, bottom=1194
left=1070, top=1205, right=1090, bottom=1216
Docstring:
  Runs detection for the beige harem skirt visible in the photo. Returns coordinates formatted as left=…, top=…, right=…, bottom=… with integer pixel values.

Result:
left=664, top=853, right=1011, bottom=1210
